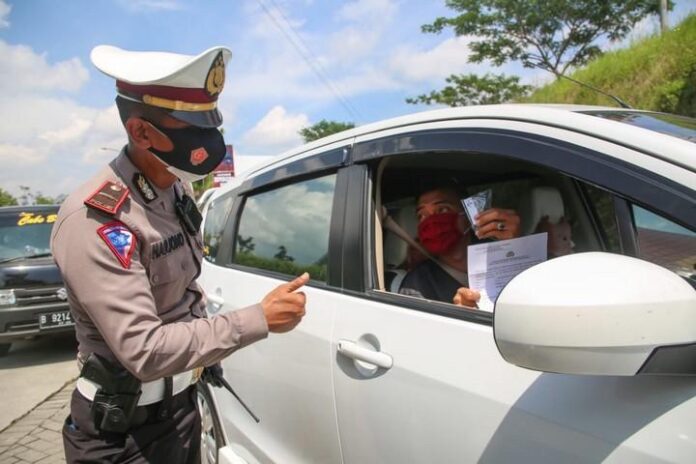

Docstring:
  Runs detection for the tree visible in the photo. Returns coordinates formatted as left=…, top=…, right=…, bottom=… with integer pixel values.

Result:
left=423, top=0, right=664, bottom=78
left=273, top=245, right=295, bottom=262
left=237, top=236, right=256, bottom=254
left=0, top=188, right=18, bottom=206
left=300, top=120, right=355, bottom=143
left=407, top=73, right=532, bottom=106
left=17, top=186, right=61, bottom=206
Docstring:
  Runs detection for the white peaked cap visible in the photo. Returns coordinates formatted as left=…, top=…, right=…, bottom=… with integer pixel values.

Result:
left=90, top=45, right=232, bottom=128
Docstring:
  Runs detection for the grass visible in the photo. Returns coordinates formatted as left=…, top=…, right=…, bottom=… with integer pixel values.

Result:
left=525, top=14, right=696, bottom=116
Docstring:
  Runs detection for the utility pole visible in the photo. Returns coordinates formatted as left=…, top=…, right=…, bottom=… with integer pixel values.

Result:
left=659, top=0, right=668, bottom=34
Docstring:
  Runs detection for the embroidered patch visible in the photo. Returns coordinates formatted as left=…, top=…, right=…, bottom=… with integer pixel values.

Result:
left=97, top=222, right=137, bottom=269
left=84, top=181, right=129, bottom=215
left=190, top=147, right=209, bottom=166
left=151, top=232, right=185, bottom=259
left=133, top=173, right=158, bottom=203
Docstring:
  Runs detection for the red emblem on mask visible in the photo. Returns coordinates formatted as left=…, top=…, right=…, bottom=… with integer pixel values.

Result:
left=190, top=147, right=209, bottom=166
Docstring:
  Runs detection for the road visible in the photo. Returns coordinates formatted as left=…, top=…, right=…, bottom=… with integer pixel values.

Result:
left=0, top=333, right=78, bottom=431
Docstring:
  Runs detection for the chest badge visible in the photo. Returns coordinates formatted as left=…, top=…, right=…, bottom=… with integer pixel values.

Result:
left=133, top=173, right=158, bottom=203
left=97, top=222, right=137, bottom=269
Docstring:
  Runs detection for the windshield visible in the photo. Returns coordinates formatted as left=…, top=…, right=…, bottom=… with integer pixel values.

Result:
left=0, top=210, right=57, bottom=261
left=582, top=111, right=696, bottom=143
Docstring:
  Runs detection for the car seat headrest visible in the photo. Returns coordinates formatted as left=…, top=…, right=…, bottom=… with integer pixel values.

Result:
left=519, top=186, right=565, bottom=236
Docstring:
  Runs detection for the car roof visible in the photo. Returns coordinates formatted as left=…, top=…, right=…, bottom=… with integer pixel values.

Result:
left=0, top=205, right=59, bottom=214
left=244, top=104, right=693, bottom=178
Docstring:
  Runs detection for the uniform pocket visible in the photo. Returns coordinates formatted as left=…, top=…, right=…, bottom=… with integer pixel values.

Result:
left=148, top=263, right=179, bottom=286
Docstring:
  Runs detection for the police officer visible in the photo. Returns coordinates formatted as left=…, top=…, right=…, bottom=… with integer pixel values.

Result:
left=50, top=45, right=307, bottom=463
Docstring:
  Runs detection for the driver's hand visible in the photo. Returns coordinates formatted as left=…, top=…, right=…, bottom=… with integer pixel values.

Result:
left=453, top=287, right=480, bottom=308
left=475, top=208, right=521, bottom=240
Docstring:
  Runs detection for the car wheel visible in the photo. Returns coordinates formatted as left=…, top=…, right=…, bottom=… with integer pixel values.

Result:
left=0, top=343, right=11, bottom=357
left=196, top=382, right=224, bottom=464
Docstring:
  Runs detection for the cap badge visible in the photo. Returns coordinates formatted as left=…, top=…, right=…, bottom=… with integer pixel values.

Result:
left=190, top=147, right=209, bottom=166
left=205, top=51, right=225, bottom=97
left=133, top=173, right=158, bottom=203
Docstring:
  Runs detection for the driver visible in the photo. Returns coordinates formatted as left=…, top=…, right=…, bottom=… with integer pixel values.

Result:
left=399, top=185, right=521, bottom=307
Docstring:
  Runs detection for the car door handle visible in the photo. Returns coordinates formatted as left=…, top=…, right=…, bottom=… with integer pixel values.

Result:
left=337, top=339, right=393, bottom=369
left=205, top=292, right=225, bottom=313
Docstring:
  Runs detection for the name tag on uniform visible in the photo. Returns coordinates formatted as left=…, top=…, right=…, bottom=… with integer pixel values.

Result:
left=152, top=232, right=185, bottom=259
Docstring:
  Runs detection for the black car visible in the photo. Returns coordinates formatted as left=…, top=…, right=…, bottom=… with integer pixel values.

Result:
left=0, top=205, right=73, bottom=355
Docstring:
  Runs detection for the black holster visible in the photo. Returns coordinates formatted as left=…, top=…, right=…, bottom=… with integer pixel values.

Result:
left=80, top=353, right=142, bottom=433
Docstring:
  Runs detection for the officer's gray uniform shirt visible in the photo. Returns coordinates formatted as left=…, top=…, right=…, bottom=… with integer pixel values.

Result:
left=51, top=149, right=268, bottom=382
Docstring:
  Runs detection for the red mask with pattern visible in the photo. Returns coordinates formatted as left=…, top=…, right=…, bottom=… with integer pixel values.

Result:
left=417, top=212, right=463, bottom=256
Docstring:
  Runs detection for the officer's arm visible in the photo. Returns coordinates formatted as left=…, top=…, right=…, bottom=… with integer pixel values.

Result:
left=52, top=213, right=268, bottom=382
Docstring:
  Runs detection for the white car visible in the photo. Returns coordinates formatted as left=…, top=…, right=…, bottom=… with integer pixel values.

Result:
left=197, top=105, right=696, bottom=464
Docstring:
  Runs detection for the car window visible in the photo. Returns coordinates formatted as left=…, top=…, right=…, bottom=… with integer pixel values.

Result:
left=233, top=174, right=336, bottom=282
left=633, top=205, right=696, bottom=282
left=377, top=153, right=611, bottom=301
left=203, top=192, right=235, bottom=263
left=0, top=210, right=57, bottom=260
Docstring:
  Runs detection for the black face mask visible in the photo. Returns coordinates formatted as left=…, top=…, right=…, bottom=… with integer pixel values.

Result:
left=146, top=121, right=226, bottom=182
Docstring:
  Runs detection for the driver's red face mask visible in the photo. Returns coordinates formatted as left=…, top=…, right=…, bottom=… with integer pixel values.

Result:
left=417, top=212, right=463, bottom=256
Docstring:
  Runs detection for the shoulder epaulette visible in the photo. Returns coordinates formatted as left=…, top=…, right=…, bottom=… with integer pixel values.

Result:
left=84, top=181, right=130, bottom=215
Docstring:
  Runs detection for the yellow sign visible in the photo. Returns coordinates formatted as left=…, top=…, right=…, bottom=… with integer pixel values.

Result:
left=17, top=212, right=57, bottom=226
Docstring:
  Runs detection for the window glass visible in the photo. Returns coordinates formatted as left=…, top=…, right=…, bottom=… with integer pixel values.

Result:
left=0, top=209, right=56, bottom=261
left=203, top=193, right=234, bottom=263
left=633, top=205, right=696, bottom=281
left=234, top=174, right=336, bottom=281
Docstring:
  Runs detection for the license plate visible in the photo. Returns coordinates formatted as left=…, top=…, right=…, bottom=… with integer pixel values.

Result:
left=39, top=310, right=74, bottom=330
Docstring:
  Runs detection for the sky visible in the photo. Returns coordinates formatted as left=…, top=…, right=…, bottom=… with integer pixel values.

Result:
left=0, top=0, right=694, bottom=198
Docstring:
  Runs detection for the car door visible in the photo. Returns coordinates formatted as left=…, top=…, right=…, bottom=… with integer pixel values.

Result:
left=200, top=149, right=348, bottom=463
left=330, top=120, right=696, bottom=463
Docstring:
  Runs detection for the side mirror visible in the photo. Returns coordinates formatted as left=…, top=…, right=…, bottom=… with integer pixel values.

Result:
left=494, top=252, right=696, bottom=376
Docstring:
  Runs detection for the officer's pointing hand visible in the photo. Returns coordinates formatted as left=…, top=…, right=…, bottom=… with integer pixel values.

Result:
left=261, top=272, right=309, bottom=333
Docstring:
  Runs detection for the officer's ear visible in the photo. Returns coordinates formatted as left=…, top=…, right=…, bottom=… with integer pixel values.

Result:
left=125, top=117, right=173, bottom=152
left=125, top=117, right=151, bottom=149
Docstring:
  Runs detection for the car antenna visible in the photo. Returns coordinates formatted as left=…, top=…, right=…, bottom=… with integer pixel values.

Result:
left=555, top=72, right=632, bottom=109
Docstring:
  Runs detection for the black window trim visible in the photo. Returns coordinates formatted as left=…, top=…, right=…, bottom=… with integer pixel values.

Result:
left=237, top=147, right=349, bottom=195
left=352, top=128, right=695, bottom=232
left=203, top=189, right=238, bottom=265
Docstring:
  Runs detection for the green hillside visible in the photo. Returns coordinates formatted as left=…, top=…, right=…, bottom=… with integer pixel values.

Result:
left=526, top=14, right=696, bottom=117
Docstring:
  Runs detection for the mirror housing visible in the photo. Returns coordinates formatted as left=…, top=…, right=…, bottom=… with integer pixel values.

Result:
left=494, top=252, right=696, bottom=376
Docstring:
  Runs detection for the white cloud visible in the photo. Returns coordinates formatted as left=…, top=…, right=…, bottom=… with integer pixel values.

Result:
left=0, top=0, right=10, bottom=28
left=0, top=41, right=125, bottom=197
left=241, top=106, right=308, bottom=154
left=0, top=144, right=45, bottom=166
left=336, top=0, right=397, bottom=23
left=116, top=0, right=184, bottom=12
left=389, top=36, right=479, bottom=82
left=0, top=40, right=89, bottom=93
left=328, top=0, right=397, bottom=62
left=39, top=117, right=92, bottom=145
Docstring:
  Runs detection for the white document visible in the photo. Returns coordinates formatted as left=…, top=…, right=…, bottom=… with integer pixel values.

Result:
left=467, top=233, right=548, bottom=312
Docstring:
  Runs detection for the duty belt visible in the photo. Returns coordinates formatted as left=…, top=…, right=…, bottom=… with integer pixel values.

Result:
left=77, top=369, right=196, bottom=406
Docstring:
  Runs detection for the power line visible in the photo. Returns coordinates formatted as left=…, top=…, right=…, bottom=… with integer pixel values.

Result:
left=256, top=0, right=363, bottom=123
